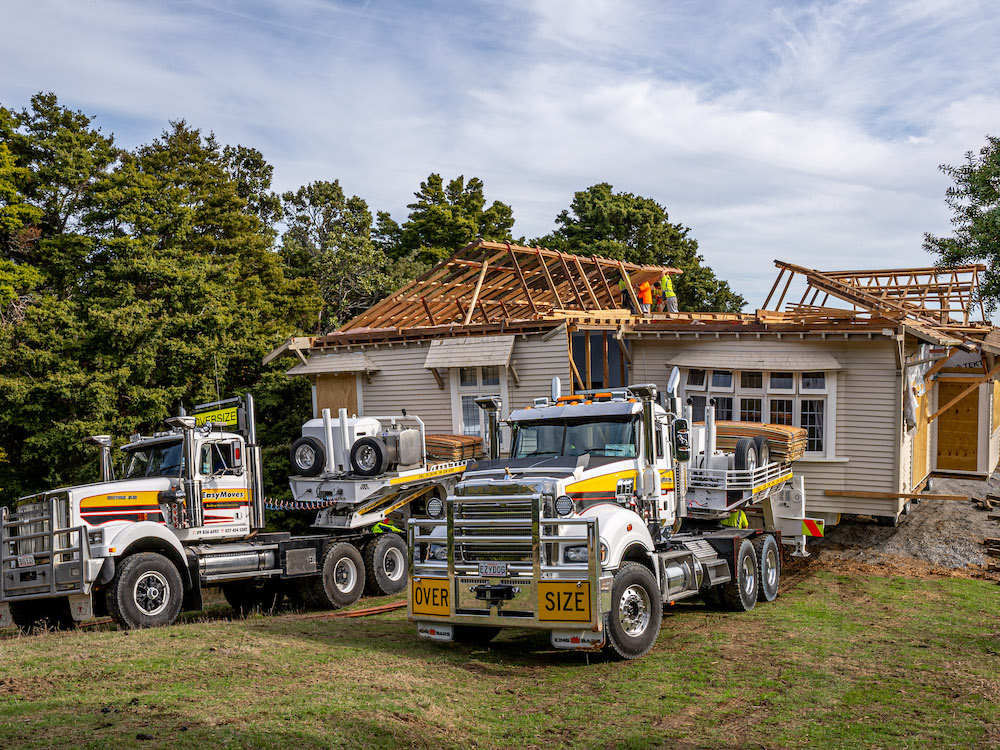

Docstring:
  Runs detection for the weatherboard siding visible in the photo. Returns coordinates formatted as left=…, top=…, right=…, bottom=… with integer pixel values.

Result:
left=356, top=342, right=454, bottom=434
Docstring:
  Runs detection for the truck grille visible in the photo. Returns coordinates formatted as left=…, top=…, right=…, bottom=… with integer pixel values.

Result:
left=452, top=490, right=537, bottom=565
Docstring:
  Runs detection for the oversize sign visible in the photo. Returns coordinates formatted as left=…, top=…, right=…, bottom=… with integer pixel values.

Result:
left=411, top=578, right=450, bottom=617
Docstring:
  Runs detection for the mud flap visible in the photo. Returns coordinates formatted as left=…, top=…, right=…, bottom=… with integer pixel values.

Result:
left=550, top=630, right=606, bottom=650
left=68, top=594, right=94, bottom=622
left=416, top=622, right=453, bottom=641
left=0, top=602, right=11, bottom=628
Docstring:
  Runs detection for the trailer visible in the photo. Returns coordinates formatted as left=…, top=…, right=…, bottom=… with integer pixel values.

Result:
left=1, top=395, right=466, bottom=630
left=408, top=371, right=824, bottom=659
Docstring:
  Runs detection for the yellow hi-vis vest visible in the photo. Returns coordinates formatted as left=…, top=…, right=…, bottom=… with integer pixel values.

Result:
left=662, top=274, right=676, bottom=298
left=721, top=510, right=748, bottom=529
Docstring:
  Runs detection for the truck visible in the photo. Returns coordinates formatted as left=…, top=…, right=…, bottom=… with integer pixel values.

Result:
left=1, top=395, right=467, bottom=631
left=407, top=370, right=823, bottom=659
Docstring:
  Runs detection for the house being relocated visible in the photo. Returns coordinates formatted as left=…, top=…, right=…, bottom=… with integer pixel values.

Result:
left=266, top=240, right=999, bottom=526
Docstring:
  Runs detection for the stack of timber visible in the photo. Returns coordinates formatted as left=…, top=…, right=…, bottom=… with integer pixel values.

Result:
left=425, top=434, right=484, bottom=462
left=984, top=539, right=1000, bottom=573
left=710, top=422, right=810, bottom=462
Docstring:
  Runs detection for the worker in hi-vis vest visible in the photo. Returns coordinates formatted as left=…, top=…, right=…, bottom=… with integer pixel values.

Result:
left=662, top=273, right=678, bottom=313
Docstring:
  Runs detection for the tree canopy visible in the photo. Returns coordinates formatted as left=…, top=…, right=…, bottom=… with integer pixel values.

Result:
left=924, top=135, right=1000, bottom=312
left=534, top=183, right=745, bottom=312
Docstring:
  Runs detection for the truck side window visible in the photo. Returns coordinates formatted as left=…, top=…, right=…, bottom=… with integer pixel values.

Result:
left=200, top=443, right=234, bottom=476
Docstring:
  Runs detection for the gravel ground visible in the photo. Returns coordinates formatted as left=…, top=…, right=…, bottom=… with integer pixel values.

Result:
left=810, top=473, right=1000, bottom=573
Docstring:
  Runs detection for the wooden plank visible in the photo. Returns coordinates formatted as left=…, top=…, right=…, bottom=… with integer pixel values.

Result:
left=823, top=490, right=971, bottom=501
left=535, top=249, right=563, bottom=309
left=762, top=267, right=785, bottom=310
left=566, top=327, right=585, bottom=391
left=592, top=255, right=618, bottom=308
left=929, top=362, right=1000, bottom=422
left=584, top=331, right=592, bottom=388
left=924, top=346, right=959, bottom=381
left=617, top=261, right=641, bottom=311
left=508, top=244, right=538, bottom=316
left=574, top=256, right=602, bottom=308
left=602, top=330, right=610, bottom=388
left=462, top=260, right=489, bottom=326
left=421, top=296, right=436, bottom=326
left=558, top=251, right=587, bottom=309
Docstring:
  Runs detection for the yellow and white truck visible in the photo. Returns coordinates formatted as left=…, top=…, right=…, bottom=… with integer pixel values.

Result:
left=1, top=396, right=465, bottom=630
left=408, top=372, right=821, bottom=659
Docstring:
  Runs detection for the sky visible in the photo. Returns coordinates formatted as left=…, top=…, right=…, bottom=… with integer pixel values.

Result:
left=2, top=0, right=999, bottom=307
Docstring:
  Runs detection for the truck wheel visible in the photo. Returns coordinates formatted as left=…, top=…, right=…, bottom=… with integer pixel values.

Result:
left=364, top=533, right=408, bottom=596
left=290, top=436, right=325, bottom=477
left=350, top=437, right=389, bottom=477
left=9, top=600, right=75, bottom=632
left=453, top=625, right=501, bottom=645
left=222, top=578, right=284, bottom=616
left=752, top=435, right=770, bottom=466
left=718, top=539, right=758, bottom=612
left=753, top=534, right=780, bottom=602
left=105, top=552, right=184, bottom=629
left=733, top=437, right=759, bottom=472
left=604, top=563, right=662, bottom=660
left=307, top=542, right=365, bottom=609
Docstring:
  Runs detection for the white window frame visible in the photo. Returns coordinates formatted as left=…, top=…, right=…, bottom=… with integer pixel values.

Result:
left=709, top=369, right=735, bottom=393
left=679, top=367, right=838, bottom=459
left=449, top=366, right=510, bottom=449
left=686, top=368, right=707, bottom=391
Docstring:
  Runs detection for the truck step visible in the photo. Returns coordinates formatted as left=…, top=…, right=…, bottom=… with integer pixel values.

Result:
left=202, top=568, right=284, bottom=583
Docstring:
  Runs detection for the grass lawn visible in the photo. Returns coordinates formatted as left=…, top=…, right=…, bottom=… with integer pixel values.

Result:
left=1, top=571, right=998, bottom=749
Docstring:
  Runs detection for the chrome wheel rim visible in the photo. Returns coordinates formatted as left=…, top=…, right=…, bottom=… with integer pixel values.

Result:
left=134, top=571, right=169, bottom=616
left=742, top=554, right=756, bottom=596
left=357, top=446, right=377, bottom=471
left=333, top=557, right=358, bottom=593
left=618, top=584, right=651, bottom=637
left=765, top=547, right=778, bottom=589
left=383, top=546, right=405, bottom=582
left=294, top=444, right=316, bottom=470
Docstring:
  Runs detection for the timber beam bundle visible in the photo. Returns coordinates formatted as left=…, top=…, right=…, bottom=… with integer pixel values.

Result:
left=332, top=239, right=681, bottom=335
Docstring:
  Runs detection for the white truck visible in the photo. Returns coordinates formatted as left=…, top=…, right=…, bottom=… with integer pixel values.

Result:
left=0, top=395, right=466, bottom=631
left=408, top=372, right=823, bottom=659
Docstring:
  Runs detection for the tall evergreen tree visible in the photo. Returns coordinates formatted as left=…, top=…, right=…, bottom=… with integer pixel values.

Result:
left=535, top=183, right=745, bottom=312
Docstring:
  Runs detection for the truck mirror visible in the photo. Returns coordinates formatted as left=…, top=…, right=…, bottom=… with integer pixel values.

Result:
left=673, top=418, right=691, bottom=462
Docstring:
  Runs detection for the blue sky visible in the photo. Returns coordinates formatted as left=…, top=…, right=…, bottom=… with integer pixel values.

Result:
left=2, top=0, right=999, bottom=307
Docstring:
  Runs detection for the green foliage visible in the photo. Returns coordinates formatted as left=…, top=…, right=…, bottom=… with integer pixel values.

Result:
left=0, top=103, right=320, bottom=502
left=924, top=135, right=1000, bottom=313
left=280, top=180, right=413, bottom=332
left=535, top=183, right=746, bottom=312
left=383, top=173, right=515, bottom=265
left=0, top=141, right=41, bottom=233
left=222, top=144, right=282, bottom=236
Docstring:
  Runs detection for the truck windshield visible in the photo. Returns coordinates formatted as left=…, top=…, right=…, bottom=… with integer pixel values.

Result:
left=123, top=441, right=184, bottom=478
left=511, top=419, right=638, bottom=459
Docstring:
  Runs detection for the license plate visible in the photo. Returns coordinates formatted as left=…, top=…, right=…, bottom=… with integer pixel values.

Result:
left=539, top=580, right=592, bottom=622
left=16, top=554, right=35, bottom=568
left=410, top=577, right=450, bottom=617
left=478, top=562, right=507, bottom=578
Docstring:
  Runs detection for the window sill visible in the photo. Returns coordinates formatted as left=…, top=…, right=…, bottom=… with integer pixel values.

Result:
left=797, top=456, right=850, bottom=463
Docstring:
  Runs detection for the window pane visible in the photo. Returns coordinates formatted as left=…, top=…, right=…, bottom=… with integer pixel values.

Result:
left=711, top=370, right=733, bottom=389
left=461, top=395, right=481, bottom=437
left=459, top=367, right=477, bottom=387
left=770, top=372, right=794, bottom=390
left=769, top=399, right=793, bottom=425
left=481, top=366, right=500, bottom=386
left=801, top=371, right=825, bottom=390
left=740, top=398, right=763, bottom=422
left=713, top=397, right=733, bottom=421
left=741, top=371, right=763, bottom=389
left=689, top=395, right=706, bottom=422
left=687, top=369, right=706, bottom=387
left=801, top=399, right=825, bottom=451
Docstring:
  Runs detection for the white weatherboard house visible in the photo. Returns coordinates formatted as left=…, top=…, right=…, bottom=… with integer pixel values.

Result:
left=267, top=242, right=999, bottom=527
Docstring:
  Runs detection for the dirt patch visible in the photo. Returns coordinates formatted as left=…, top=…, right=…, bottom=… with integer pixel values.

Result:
left=800, top=472, right=1000, bottom=580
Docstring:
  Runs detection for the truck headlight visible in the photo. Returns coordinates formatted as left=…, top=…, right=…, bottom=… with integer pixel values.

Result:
left=427, top=543, right=447, bottom=561
left=564, top=545, right=588, bottom=563
left=88, top=530, right=103, bottom=546
left=426, top=497, right=444, bottom=519
left=555, top=495, right=574, bottom=516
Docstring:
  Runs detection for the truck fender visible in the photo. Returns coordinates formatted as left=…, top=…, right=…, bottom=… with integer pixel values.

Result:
left=585, top=505, right=656, bottom=573
left=105, top=522, right=192, bottom=589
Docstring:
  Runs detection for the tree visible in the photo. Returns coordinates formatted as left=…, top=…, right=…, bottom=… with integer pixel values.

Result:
left=924, top=135, right=1000, bottom=312
left=0, top=116, right=320, bottom=501
left=534, top=183, right=745, bottom=312
left=222, top=144, right=282, bottom=236
left=384, top=173, right=516, bottom=265
left=281, top=180, right=414, bottom=332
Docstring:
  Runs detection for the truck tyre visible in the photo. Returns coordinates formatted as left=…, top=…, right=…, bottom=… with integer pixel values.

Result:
left=719, top=539, right=758, bottom=612
left=733, top=437, right=759, bottom=472
left=222, top=578, right=284, bottom=616
left=753, top=534, right=780, bottom=602
left=9, top=599, right=75, bottom=632
left=350, top=437, right=389, bottom=477
left=105, top=552, right=184, bottom=629
left=453, top=625, right=501, bottom=645
left=752, top=435, right=770, bottom=466
left=604, top=562, right=662, bottom=660
left=364, top=533, right=408, bottom=596
left=290, top=436, right=325, bottom=477
left=306, top=542, right=365, bottom=609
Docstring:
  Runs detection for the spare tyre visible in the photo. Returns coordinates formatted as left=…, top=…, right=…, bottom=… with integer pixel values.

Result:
left=752, top=435, right=770, bottom=466
left=350, top=436, right=389, bottom=477
left=733, top=437, right=759, bottom=472
left=290, top=436, right=325, bottom=477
